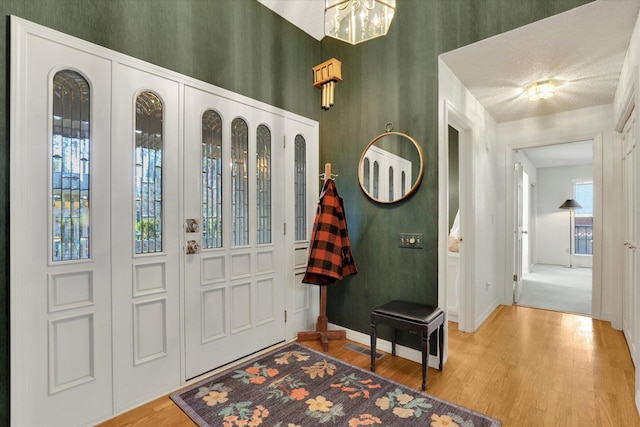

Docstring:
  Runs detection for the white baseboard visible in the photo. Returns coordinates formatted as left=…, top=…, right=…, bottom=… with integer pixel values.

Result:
left=328, top=323, right=442, bottom=369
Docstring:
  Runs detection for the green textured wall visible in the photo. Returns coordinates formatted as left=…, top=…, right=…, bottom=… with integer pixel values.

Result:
left=448, top=126, right=459, bottom=229
left=0, top=0, right=593, bottom=422
left=319, top=0, right=593, bottom=345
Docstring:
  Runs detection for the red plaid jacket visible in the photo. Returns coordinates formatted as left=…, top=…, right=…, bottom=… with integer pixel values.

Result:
left=303, top=179, right=357, bottom=285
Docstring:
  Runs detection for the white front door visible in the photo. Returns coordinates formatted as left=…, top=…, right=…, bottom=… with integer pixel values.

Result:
left=622, top=110, right=637, bottom=365
left=12, top=17, right=320, bottom=425
left=11, top=28, right=113, bottom=426
left=183, top=86, right=287, bottom=379
left=111, top=64, right=182, bottom=408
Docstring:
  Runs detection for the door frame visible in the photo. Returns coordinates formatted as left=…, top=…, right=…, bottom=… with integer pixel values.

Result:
left=439, top=100, right=475, bottom=335
left=503, top=135, right=603, bottom=318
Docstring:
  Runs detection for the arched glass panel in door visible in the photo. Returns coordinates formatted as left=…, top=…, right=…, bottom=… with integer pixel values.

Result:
left=256, top=124, right=272, bottom=244
left=135, top=91, right=164, bottom=254
left=231, top=117, right=249, bottom=246
left=202, top=109, right=223, bottom=249
left=52, top=70, right=91, bottom=262
left=294, top=135, right=307, bottom=241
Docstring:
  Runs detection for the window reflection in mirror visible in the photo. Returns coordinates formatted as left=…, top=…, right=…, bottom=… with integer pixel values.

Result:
left=358, top=131, right=424, bottom=203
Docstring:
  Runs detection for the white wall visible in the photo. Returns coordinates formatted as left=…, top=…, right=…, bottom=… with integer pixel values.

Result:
left=498, top=103, right=613, bottom=323
left=438, top=59, right=502, bottom=332
left=535, top=164, right=592, bottom=266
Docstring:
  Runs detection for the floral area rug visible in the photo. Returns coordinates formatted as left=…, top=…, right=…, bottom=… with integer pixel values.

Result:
left=170, top=342, right=501, bottom=427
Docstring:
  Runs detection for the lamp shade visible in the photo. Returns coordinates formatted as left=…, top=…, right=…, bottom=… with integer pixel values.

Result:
left=559, top=199, right=582, bottom=209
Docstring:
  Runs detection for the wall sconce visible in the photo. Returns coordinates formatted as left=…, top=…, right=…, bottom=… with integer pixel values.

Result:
left=524, top=80, right=556, bottom=100
left=313, top=58, right=342, bottom=110
left=325, top=0, right=396, bottom=45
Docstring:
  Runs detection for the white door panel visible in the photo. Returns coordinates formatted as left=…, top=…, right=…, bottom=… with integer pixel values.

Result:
left=183, top=86, right=286, bottom=379
left=111, top=64, right=181, bottom=409
left=285, top=118, right=320, bottom=340
left=12, top=32, right=113, bottom=426
left=622, top=111, right=637, bottom=365
left=514, top=161, right=524, bottom=303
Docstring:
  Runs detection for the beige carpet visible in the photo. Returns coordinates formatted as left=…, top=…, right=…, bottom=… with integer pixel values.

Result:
left=518, top=264, right=592, bottom=316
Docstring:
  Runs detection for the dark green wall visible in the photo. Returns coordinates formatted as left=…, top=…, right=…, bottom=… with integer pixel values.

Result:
left=448, top=126, right=459, bottom=228
left=0, top=0, right=593, bottom=423
left=319, top=0, right=593, bottom=345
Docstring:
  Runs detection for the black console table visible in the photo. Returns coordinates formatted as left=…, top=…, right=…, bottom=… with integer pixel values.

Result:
left=370, top=300, right=445, bottom=390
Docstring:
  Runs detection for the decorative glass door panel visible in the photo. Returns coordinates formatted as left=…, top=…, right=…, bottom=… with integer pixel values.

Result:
left=111, top=64, right=181, bottom=411
left=12, top=29, right=113, bottom=426
left=183, top=86, right=286, bottom=379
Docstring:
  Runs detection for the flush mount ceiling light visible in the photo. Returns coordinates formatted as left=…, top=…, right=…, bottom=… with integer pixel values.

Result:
left=524, top=80, right=556, bottom=100
left=325, top=0, right=396, bottom=45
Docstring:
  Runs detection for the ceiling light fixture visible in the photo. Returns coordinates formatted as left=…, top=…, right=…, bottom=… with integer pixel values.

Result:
left=325, top=0, right=396, bottom=45
left=524, top=80, right=556, bottom=101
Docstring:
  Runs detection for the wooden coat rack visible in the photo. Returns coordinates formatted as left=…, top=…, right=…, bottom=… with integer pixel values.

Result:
left=297, top=163, right=346, bottom=351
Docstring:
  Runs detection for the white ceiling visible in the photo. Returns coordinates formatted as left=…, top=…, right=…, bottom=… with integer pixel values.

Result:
left=257, top=0, right=326, bottom=40
left=258, top=0, right=640, bottom=166
left=259, top=0, right=640, bottom=123
left=521, top=141, right=592, bottom=168
left=440, top=0, right=640, bottom=124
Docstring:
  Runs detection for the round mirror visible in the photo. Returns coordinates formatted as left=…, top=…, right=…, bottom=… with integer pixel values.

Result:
left=358, top=128, right=424, bottom=203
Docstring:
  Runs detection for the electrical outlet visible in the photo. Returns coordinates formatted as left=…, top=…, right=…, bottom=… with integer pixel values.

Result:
left=399, top=233, right=424, bottom=249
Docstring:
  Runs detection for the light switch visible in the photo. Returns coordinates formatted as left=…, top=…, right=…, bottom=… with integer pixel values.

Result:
left=399, top=233, right=424, bottom=249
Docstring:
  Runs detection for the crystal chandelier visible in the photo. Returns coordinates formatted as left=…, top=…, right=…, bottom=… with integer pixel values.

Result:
left=325, top=0, right=396, bottom=45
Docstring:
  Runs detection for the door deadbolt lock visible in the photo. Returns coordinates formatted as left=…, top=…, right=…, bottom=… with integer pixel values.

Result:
left=186, top=218, right=199, bottom=233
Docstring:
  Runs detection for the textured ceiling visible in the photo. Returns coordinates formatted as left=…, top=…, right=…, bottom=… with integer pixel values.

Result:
left=258, top=0, right=640, bottom=165
left=259, top=1, right=640, bottom=124
left=440, top=0, right=640, bottom=123
left=521, top=141, right=593, bottom=168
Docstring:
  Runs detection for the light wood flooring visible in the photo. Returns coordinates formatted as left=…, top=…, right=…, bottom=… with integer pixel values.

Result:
left=97, top=305, right=640, bottom=426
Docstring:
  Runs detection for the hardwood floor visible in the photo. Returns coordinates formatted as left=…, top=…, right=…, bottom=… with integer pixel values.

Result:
left=97, top=305, right=640, bottom=426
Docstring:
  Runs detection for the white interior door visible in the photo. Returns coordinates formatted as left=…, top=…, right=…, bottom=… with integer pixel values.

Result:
left=183, top=86, right=287, bottom=379
left=111, top=64, right=182, bottom=409
left=522, top=172, right=530, bottom=275
left=622, top=110, right=637, bottom=365
left=11, top=27, right=113, bottom=426
left=514, top=161, right=524, bottom=303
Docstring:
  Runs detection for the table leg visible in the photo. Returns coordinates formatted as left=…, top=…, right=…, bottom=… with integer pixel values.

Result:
left=438, top=321, right=444, bottom=370
left=421, top=330, right=429, bottom=391
left=391, top=328, right=397, bottom=356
